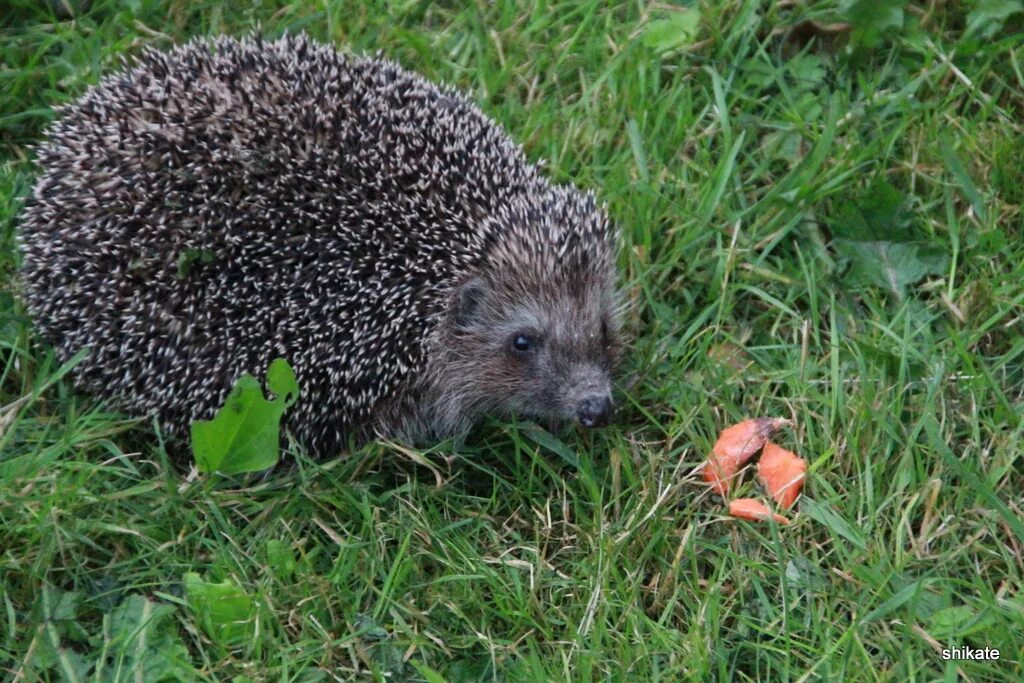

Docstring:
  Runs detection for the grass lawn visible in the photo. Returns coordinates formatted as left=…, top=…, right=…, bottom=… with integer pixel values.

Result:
left=2, top=0, right=1023, bottom=680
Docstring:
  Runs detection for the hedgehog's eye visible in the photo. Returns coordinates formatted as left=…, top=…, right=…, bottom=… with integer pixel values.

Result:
left=600, top=318, right=609, bottom=340
left=511, top=334, right=533, bottom=353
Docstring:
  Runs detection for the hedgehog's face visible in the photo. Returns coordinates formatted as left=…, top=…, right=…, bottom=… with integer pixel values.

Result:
left=449, top=273, right=622, bottom=430
left=443, top=186, right=624, bottom=431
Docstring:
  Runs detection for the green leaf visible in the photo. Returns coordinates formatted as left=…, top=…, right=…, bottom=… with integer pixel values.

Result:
left=788, top=54, right=827, bottom=85
left=266, top=357, right=300, bottom=405
left=25, top=588, right=195, bottom=681
left=33, top=585, right=81, bottom=625
left=354, top=614, right=405, bottom=677
left=834, top=240, right=948, bottom=300
left=928, top=605, right=996, bottom=639
left=98, top=595, right=191, bottom=682
left=46, top=647, right=91, bottom=683
left=183, top=573, right=257, bottom=650
left=843, top=0, right=907, bottom=50
left=641, top=9, right=701, bottom=53
left=965, top=0, right=1024, bottom=40
left=265, top=539, right=297, bottom=581
left=831, top=179, right=914, bottom=242
left=32, top=585, right=90, bottom=644
left=784, top=557, right=828, bottom=591
left=830, top=179, right=947, bottom=299
left=175, top=248, right=217, bottom=279
left=445, top=657, right=498, bottom=683
left=26, top=587, right=90, bottom=681
left=190, top=357, right=300, bottom=475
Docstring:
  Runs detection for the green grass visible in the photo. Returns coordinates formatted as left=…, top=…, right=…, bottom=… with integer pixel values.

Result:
left=2, top=0, right=1023, bottom=680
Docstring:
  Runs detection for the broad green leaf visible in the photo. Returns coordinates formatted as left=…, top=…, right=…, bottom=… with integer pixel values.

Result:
left=26, top=587, right=90, bottom=681
left=641, top=9, right=700, bottom=53
left=190, top=357, right=300, bottom=475
left=831, top=180, right=914, bottom=242
left=784, top=557, right=828, bottom=591
left=266, top=356, right=300, bottom=405
left=965, top=0, right=1024, bottom=40
left=788, top=54, right=827, bottom=85
left=834, top=240, right=948, bottom=300
left=32, top=585, right=90, bottom=644
left=355, top=614, right=405, bottom=677
left=39, top=645, right=91, bottom=683
left=927, top=605, right=996, bottom=639
left=843, top=0, right=907, bottom=50
left=265, top=539, right=297, bottom=580
left=175, top=248, right=216, bottom=279
left=183, top=573, right=257, bottom=649
left=98, top=595, right=190, bottom=682
left=830, top=179, right=948, bottom=299
left=445, top=658, right=498, bottom=683
left=33, top=585, right=81, bottom=626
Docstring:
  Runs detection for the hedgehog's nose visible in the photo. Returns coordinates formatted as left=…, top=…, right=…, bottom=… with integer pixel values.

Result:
left=577, top=395, right=613, bottom=428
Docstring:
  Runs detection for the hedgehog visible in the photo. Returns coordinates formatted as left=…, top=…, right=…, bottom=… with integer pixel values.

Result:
left=18, top=33, right=623, bottom=459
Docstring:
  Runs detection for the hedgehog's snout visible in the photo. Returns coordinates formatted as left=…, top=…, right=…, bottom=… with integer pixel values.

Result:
left=564, top=363, right=614, bottom=429
left=577, top=394, right=613, bottom=428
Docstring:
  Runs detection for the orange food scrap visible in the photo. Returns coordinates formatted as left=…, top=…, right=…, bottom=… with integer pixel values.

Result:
left=757, top=441, right=807, bottom=509
left=728, top=498, right=789, bottom=524
left=702, top=455, right=738, bottom=496
left=704, top=417, right=792, bottom=496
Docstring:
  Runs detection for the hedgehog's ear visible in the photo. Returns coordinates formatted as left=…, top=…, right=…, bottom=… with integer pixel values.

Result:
left=454, top=276, right=488, bottom=327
